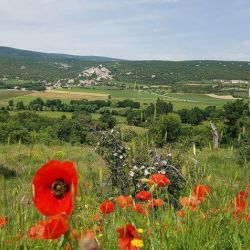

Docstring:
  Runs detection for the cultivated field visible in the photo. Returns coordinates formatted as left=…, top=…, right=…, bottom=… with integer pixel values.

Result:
left=205, top=93, right=240, bottom=100
left=57, top=87, right=233, bottom=109
left=30, top=90, right=109, bottom=100
left=0, top=87, right=239, bottom=110
left=0, top=90, right=31, bottom=105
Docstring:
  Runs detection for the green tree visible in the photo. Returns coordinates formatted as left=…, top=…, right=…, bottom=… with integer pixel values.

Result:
left=8, top=100, right=14, bottom=107
left=16, top=101, right=25, bottom=110
left=127, top=110, right=144, bottom=126
left=99, top=113, right=117, bottom=129
left=0, top=110, right=10, bottom=122
left=72, top=111, right=92, bottom=125
left=156, top=98, right=173, bottom=115
left=149, top=113, right=182, bottom=146
left=223, top=100, right=249, bottom=142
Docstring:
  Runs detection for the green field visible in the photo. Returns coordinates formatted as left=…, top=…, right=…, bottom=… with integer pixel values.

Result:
left=0, top=90, right=31, bottom=105
left=0, top=87, right=237, bottom=112
left=59, top=87, right=233, bottom=109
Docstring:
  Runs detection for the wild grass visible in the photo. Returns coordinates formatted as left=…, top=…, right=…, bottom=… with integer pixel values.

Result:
left=0, top=143, right=249, bottom=249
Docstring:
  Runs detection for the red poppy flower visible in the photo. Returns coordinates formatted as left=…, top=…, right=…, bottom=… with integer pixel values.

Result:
left=192, top=185, right=210, bottom=202
left=80, top=229, right=96, bottom=240
left=29, top=215, right=69, bottom=239
left=93, top=212, right=102, bottom=222
left=116, top=195, right=133, bottom=209
left=117, top=224, right=141, bottom=250
left=71, top=229, right=78, bottom=240
left=100, top=200, right=115, bottom=214
left=233, top=197, right=246, bottom=212
left=147, top=199, right=165, bottom=208
left=135, top=191, right=152, bottom=201
left=180, top=196, right=200, bottom=211
left=33, top=160, right=78, bottom=216
left=133, top=203, right=148, bottom=216
left=245, top=214, right=250, bottom=222
left=236, top=191, right=248, bottom=200
left=149, top=173, right=170, bottom=187
left=0, top=217, right=7, bottom=228
left=176, top=210, right=185, bottom=218
left=246, top=185, right=250, bottom=193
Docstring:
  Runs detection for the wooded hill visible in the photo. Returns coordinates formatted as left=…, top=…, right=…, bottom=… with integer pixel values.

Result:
left=1, top=46, right=250, bottom=84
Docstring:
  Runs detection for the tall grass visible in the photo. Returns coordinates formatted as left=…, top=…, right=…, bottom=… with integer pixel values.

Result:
left=0, top=144, right=249, bottom=249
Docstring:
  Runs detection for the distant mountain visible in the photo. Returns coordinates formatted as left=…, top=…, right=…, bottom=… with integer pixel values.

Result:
left=0, top=46, right=250, bottom=84
left=0, top=46, right=123, bottom=62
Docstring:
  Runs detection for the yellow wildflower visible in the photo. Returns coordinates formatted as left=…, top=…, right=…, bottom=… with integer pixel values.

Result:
left=131, top=239, right=144, bottom=248
left=137, top=228, right=144, bottom=234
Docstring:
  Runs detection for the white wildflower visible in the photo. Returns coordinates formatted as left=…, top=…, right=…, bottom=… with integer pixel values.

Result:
left=129, top=171, right=135, bottom=177
left=159, top=170, right=166, bottom=175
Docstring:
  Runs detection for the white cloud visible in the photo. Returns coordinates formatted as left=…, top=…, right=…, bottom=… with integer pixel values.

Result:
left=242, top=40, right=250, bottom=46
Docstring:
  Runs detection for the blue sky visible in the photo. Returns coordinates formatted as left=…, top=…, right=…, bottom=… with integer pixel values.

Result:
left=0, top=0, right=250, bottom=60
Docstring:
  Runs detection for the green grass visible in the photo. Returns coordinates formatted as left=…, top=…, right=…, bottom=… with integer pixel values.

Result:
left=10, top=110, right=72, bottom=119
left=0, top=144, right=249, bottom=249
left=58, top=87, right=232, bottom=110
left=0, top=90, right=31, bottom=105
left=169, top=92, right=233, bottom=105
left=91, top=113, right=127, bottom=123
left=0, top=87, right=234, bottom=111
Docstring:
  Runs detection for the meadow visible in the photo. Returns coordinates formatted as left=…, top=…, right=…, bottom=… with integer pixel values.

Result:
left=0, top=90, right=31, bottom=105
left=0, top=144, right=249, bottom=249
left=58, top=87, right=230, bottom=109
left=0, top=86, right=236, bottom=111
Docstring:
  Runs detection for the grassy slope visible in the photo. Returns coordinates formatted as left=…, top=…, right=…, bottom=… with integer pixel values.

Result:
left=0, top=144, right=249, bottom=249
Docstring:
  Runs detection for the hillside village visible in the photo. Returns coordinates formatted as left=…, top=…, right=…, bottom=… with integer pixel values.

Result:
left=45, top=65, right=113, bottom=90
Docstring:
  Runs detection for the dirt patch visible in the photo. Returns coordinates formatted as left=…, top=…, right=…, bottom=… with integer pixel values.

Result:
left=184, top=83, right=202, bottom=86
left=28, top=90, right=108, bottom=100
left=205, top=94, right=241, bottom=100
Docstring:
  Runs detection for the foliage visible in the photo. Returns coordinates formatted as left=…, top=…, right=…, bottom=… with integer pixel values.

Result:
left=99, top=112, right=117, bottom=129
left=127, top=110, right=144, bottom=126
left=0, top=111, right=89, bottom=145
left=95, top=130, right=129, bottom=193
left=222, top=99, right=249, bottom=143
left=149, top=113, right=182, bottom=147
left=238, top=117, right=250, bottom=166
